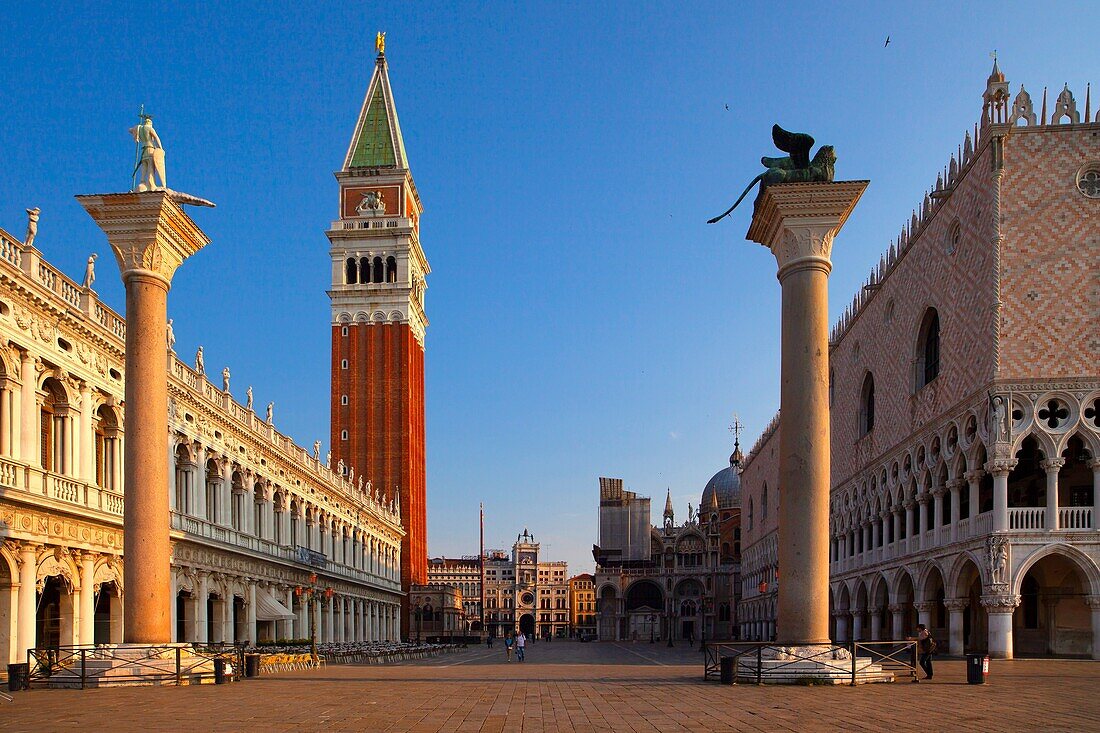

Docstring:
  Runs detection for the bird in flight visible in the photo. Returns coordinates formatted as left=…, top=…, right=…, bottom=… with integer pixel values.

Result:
left=884, top=35, right=890, bottom=47
left=725, top=104, right=729, bottom=111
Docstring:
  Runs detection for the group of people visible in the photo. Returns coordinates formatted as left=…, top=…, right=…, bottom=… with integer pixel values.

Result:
left=487, top=631, right=528, bottom=662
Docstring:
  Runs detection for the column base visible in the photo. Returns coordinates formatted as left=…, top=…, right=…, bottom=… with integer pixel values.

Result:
left=732, top=645, right=896, bottom=685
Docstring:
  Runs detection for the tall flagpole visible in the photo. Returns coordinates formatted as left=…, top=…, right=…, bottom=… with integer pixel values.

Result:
left=480, top=502, right=486, bottom=639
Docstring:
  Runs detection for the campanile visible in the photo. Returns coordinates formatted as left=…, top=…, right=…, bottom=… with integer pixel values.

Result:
left=328, top=43, right=429, bottom=605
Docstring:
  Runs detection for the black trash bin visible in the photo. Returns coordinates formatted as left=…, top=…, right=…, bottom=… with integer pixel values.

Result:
left=244, top=653, right=261, bottom=678
left=7, top=662, right=29, bottom=692
left=966, top=653, right=988, bottom=684
left=213, top=657, right=227, bottom=684
left=719, top=656, right=735, bottom=685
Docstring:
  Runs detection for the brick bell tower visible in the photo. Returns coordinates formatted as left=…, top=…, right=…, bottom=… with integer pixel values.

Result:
left=328, top=40, right=429, bottom=615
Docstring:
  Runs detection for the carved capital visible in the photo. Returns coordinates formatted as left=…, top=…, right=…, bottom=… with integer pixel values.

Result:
left=903, top=500, right=916, bottom=511
left=980, top=594, right=1021, bottom=612
left=913, top=601, right=937, bottom=613
left=964, top=469, right=985, bottom=484
left=916, top=493, right=930, bottom=506
left=985, top=459, right=1017, bottom=477
left=943, top=599, right=970, bottom=612
left=945, top=478, right=965, bottom=492
left=1040, top=458, right=1066, bottom=473
left=746, top=181, right=870, bottom=281
left=75, top=191, right=212, bottom=287
left=887, top=603, right=905, bottom=614
left=1089, top=459, right=1100, bottom=472
left=1084, top=596, right=1100, bottom=610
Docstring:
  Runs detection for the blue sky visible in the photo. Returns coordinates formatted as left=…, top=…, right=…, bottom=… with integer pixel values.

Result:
left=1, top=2, right=1095, bottom=573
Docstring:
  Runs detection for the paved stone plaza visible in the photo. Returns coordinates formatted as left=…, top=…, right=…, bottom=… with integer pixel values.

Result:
left=4, top=640, right=1099, bottom=732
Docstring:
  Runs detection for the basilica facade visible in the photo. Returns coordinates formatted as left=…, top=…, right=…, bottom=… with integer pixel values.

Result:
left=739, top=64, right=1100, bottom=658
left=0, top=223, right=404, bottom=666
left=593, top=456, right=743, bottom=642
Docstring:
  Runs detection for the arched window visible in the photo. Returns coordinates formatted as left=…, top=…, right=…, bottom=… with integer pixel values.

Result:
left=386, top=256, right=397, bottom=283
left=95, top=405, right=121, bottom=490
left=372, top=257, right=384, bottom=283
left=915, top=308, right=940, bottom=390
left=859, top=373, right=875, bottom=436
left=359, top=257, right=370, bottom=283
left=345, top=258, right=357, bottom=285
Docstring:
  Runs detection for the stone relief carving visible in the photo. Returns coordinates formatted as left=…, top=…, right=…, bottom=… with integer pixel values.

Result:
left=987, top=535, right=1008, bottom=586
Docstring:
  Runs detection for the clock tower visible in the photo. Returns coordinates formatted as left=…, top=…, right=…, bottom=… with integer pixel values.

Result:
left=328, top=43, right=429, bottom=612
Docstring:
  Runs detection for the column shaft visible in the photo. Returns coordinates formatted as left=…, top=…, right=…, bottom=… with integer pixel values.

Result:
left=122, top=273, right=172, bottom=643
left=80, top=555, right=96, bottom=645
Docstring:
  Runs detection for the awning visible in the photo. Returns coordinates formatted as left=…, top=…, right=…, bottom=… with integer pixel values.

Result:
left=255, top=590, right=295, bottom=621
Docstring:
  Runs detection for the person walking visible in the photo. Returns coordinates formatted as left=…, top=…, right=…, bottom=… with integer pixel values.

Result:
left=516, top=631, right=527, bottom=662
left=915, top=623, right=936, bottom=680
left=487, top=632, right=494, bottom=649
left=504, top=632, right=514, bottom=662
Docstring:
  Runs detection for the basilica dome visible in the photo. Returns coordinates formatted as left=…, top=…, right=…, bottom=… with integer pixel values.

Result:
left=701, top=445, right=743, bottom=510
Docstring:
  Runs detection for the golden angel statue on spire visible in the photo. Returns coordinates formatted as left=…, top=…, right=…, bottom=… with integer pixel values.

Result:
left=376, top=31, right=386, bottom=54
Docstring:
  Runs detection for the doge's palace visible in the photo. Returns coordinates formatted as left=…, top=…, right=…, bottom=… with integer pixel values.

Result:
left=0, top=223, right=404, bottom=665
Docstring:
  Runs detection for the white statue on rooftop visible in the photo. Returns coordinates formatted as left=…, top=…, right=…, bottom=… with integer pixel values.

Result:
left=266, top=402, right=274, bottom=424
left=195, top=346, right=205, bottom=375
left=222, top=367, right=231, bottom=392
left=130, top=112, right=166, bottom=192
left=246, top=386, right=253, bottom=410
left=82, top=253, right=97, bottom=290
left=24, top=207, right=40, bottom=248
left=313, top=440, right=321, bottom=460
left=166, top=319, right=176, bottom=352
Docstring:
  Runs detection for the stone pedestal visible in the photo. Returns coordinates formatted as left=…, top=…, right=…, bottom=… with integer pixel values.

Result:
left=748, top=181, right=868, bottom=646
left=76, top=191, right=212, bottom=645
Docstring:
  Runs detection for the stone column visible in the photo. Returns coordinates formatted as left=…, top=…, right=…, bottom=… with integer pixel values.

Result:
left=17, top=543, right=38, bottom=655
left=1086, top=596, right=1100, bottom=661
left=79, top=553, right=96, bottom=645
left=247, top=582, right=257, bottom=645
left=78, top=382, right=93, bottom=482
left=1041, top=458, right=1064, bottom=530
left=944, top=599, right=968, bottom=656
left=195, top=572, right=209, bottom=643
left=904, top=501, right=916, bottom=551
left=746, top=180, right=867, bottom=646
left=914, top=601, right=934, bottom=630
left=869, top=607, right=882, bottom=640
left=285, top=587, right=296, bottom=640
left=965, top=470, right=983, bottom=531
left=917, top=494, right=929, bottom=540
left=77, top=190, right=211, bottom=645
left=18, top=350, right=37, bottom=464
left=931, top=487, right=946, bottom=545
left=982, top=594, right=1020, bottom=659
left=1090, top=460, right=1100, bottom=531
left=851, top=610, right=863, bottom=641
left=946, top=479, right=963, bottom=543
left=987, top=460, right=1016, bottom=532
left=833, top=611, right=848, bottom=642
left=889, top=604, right=904, bottom=640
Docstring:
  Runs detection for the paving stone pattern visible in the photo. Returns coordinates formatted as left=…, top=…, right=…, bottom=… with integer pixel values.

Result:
left=4, top=641, right=1098, bottom=732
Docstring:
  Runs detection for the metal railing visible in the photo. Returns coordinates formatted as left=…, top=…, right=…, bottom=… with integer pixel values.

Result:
left=703, top=640, right=918, bottom=685
left=25, top=644, right=244, bottom=689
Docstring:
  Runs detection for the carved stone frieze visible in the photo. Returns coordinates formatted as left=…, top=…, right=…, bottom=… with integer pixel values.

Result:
left=0, top=502, right=124, bottom=551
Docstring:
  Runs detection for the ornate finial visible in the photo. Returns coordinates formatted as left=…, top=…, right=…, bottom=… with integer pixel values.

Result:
left=376, top=31, right=386, bottom=55
left=729, top=414, right=744, bottom=466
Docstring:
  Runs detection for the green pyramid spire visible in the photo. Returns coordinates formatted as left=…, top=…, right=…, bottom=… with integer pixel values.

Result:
left=344, top=54, right=409, bottom=171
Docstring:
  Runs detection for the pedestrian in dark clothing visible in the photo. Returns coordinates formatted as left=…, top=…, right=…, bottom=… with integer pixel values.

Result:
left=915, top=623, right=936, bottom=680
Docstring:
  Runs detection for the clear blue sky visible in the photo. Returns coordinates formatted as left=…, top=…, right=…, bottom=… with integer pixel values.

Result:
left=1, top=2, right=1095, bottom=573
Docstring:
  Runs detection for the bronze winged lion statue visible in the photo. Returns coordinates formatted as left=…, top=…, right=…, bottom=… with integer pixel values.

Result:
left=707, top=125, right=836, bottom=224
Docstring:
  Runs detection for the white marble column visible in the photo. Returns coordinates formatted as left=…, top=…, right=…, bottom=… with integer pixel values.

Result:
left=17, top=543, right=38, bottom=655
left=983, top=595, right=1019, bottom=659
left=194, top=446, right=207, bottom=522
left=947, top=479, right=963, bottom=542
left=965, top=470, right=983, bottom=532
left=79, top=553, right=96, bottom=645
left=851, top=610, right=863, bottom=641
left=77, top=382, right=93, bottom=482
left=931, top=487, right=945, bottom=544
left=869, top=607, right=882, bottom=641
left=1086, top=596, right=1100, bottom=661
left=945, top=599, right=967, bottom=656
left=18, top=353, right=39, bottom=466
left=223, top=593, right=234, bottom=643
left=988, top=460, right=1015, bottom=532
left=196, top=573, right=209, bottom=643
left=1091, top=460, right=1100, bottom=531
left=834, top=612, right=848, bottom=642
left=889, top=604, right=904, bottom=641
left=285, top=587, right=296, bottom=640
left=914, top=601, right=934, bottom=630
left=247, top=582, right=257, bottom=645
left=1041, top=458, right=1064, bottom=530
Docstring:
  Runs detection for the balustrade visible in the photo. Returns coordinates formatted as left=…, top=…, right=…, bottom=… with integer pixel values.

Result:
left=1058, top=506, right=1093, bottom=530
left=1008, top=507, right=1045, bottom=530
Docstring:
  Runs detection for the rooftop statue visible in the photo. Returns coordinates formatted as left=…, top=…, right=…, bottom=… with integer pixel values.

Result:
left=130, top=111, right=166, bottom=192
left=707, top=125, right=836, bottom=224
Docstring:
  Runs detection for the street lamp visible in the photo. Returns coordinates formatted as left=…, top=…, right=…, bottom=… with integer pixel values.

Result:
left=294, top=572, right=333, bottom=663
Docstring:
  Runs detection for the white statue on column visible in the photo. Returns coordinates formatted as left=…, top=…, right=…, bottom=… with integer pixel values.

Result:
left=266, top=402, right=274, bottom=424
left=991, top=395, right=1009, bottom=442
left=130, top=113, right=167, bottom=192
left=313, top=441, right=321, bottom=460
left=166, top=318, right=176, bottom=352
left=222, top=367, right=231, bottom=393
left=24, top=207, right=40, bottom=248
left=82, top=253, right=97, bottom=290
left=195, top=346, right=205, bottom=375
left=246, top=386, right=253, bottom=410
